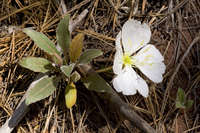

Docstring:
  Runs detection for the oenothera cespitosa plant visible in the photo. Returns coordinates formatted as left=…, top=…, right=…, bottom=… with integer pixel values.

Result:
left=20, top=15, right=167, bottom=110
left=20, top=14, right=107, bottom=108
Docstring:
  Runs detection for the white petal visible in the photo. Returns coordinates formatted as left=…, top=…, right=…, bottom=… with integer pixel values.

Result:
left=126, top=67, right=149, bottom=97
left=113, top=66, right=137, bottom=95
left=122, top=19, right=151, bottom=54
left=134, top=74, right=149, bottom=98
left=133, top=44, right=166, bottom=83
left=113, top=49, right=123, bottom=74
left=113, top=66, right=149, bottom=97
left=113, top=32, right=123, bottom=74
left=115, top=31, right=122, bottom=50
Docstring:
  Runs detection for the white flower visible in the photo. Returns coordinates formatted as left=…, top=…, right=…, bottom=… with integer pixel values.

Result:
left=112, top=19, right=166, bottom=97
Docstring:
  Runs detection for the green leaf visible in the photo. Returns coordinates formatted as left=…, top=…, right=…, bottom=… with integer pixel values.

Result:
left=175, top=88, right=193, bottom=109
left=65, top=82, right=77, bottom=108
left=185, top=100, right=193, bottom=109
left=19, top=57, right=53, bottom=73
left=25, top=75, right=59, bottom=105
left=82, top=72, right=112, bottom=93
left=177, top=88, right=186, bottom=104
left=79, top=49, right=103, bottom=64
left=70, top=71, right=80, bottom=83
left=176, top=101, right=185, bottom=109
left=56, top=14, right=70, bottom=57
left=23, top=28, right=61, bottom=64
left=61, top=63, right=75, bottom=77
left=69, top=33, right=84, bottom=63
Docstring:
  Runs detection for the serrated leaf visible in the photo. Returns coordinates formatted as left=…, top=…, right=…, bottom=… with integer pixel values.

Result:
left=70, top=71, right=80, bottom=83
left=177, top=88, right=186, bottom=104
left=69, top=33, right=84, bottom=63
left=61, top=63, right=75, bottom=77
left=19, top=57, right=52, bottom=73
left=79, top=49, right=103, bottom=64
left=65, top=82, right=77, bottom=108
left=82, top=72, right=112, bottom=93
left=25, top=75, right=59, bottom=105
left=56, top=14, right=70, bottom=57
left=185, top=100, right=193, bottom=109
left=23, top=28, right=61, bottom=64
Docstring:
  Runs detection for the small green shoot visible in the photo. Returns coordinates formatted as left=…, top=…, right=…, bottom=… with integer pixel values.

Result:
left=176, top=88, right=193, bottom=109
left=61, top=63, right=75, bottom=78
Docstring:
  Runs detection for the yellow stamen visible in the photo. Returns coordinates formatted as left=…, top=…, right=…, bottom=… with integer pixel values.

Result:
left=123, top=54, right=133, bottom=65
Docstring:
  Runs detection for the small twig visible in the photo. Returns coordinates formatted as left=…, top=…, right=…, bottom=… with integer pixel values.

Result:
left=0, top=2, right=44, bottom=22
left=129, top=0, right=139, bottom=19
left=142, top=0, right=147, bottom=14
left=152, top=0, right=189, bottom=27
left=68, top=9, right=88, bottom=33
left=66, top=0, right=91, bottom=14
left=69, top=108, right=75, bottom=132
left=60, top=0, right=67, bottom=15
left=107, top=0, right=124, bottom=15
left=42, top=105, right=55, bottom=133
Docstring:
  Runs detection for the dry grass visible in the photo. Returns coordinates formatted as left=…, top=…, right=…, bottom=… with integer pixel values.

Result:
left=0, top=0, right=200, bottom=132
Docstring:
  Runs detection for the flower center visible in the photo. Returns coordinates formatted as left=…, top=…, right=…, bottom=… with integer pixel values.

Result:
left=123, top=54, right=133, bottom=65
